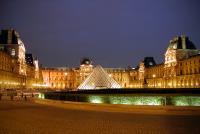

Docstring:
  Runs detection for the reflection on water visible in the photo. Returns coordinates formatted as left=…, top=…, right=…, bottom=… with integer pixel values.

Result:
left=40, top=93, right=200, bottom=106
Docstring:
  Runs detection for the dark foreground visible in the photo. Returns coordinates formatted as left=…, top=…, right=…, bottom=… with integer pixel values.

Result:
left=0, top=100, right=200, bottom=134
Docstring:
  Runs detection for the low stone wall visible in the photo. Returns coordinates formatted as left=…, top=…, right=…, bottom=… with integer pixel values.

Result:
left=54, top=88, right=200, bottom=94
left=0, top=95, right=34, bottom=101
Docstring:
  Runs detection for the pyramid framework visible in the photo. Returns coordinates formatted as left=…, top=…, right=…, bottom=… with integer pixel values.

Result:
left=78, top=65, right=121, bottom=90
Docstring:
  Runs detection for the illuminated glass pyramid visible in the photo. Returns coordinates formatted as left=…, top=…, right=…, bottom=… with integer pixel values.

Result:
left=78, top=65, right=121, bottom=90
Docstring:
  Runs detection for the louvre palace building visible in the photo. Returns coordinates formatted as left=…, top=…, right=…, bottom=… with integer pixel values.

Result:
left=42, top=35, right=200, bottom=90
left=0, top=29, right=43, bottom=89
left=0, top=28, right=199, bottom=90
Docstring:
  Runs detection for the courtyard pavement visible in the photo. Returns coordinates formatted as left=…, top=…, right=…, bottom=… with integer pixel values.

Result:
left=0, top=100, right=200, bottom=134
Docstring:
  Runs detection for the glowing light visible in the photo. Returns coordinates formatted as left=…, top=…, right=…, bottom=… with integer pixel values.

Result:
left=38, top=93, right=45, bottom=99
left=44, top=94, right=200, bottom=106
left=168, top=83, right=172, bottom=86
left=32, top=84, right=49, bottom=87
left=11, top=49, right=15, bottom=56
left=64, top=72, right=68, bottom=76
left=88, top=96, right=103, bottom=104
left=129, top=84, right=133, bottom=88
left=152, top=74, right=156, bottom=78
left=34, top=60, right=39, bottom=71
left=108, top=96, right=163, bottom=105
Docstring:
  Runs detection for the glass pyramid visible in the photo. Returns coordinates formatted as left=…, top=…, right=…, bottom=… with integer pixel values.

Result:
left=78, top=65, right=121, bottom=90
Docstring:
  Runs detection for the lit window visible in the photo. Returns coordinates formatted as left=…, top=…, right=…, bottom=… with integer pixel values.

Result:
left=149, top=62, right=153, bottom=66
left=11, top=49, right=15, bottom=56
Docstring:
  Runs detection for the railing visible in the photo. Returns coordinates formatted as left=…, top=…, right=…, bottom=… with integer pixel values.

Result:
left=0, top=89, right=38, bottom=101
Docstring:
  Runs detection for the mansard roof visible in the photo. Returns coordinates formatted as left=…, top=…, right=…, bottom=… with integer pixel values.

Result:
left=0, top=28, right=19, bottom=44
left=168, top=35, right=197, bottom=50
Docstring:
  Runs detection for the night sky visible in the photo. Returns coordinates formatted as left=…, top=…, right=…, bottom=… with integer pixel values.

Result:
left=0, top=0, right=200, bottom=68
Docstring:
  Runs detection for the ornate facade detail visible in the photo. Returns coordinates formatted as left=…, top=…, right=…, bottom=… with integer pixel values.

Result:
left=1, top=29, right=199, bottom=90
left=41, top=36, right=200, bottom=90
left=0, top=28, right=43, bottom=89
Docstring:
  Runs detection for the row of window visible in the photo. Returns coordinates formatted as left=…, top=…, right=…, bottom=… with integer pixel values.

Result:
left=0, top=54, right=14, bottom=72
left=179, top=68, right=200, bottom=75
left=51, top=83, right=73, bottom=88
left=48, top=77, right=72, bottom=81
left=179, top=59, right=200, bottom=66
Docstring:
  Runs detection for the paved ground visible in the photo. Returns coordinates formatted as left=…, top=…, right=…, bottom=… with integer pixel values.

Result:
left=0, top=100, right=200, bottom=134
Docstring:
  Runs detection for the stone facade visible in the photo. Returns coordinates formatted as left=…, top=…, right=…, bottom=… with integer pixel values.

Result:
left=42, top=36, right=200, bottom=90
left=130, top=36, right=200, bottom=88
left=42, top=67, right=76, bottom=89
left=42, top=58, right=130, bottom=90
left=0, top=29, right=43, bottom=89
left=1, top=29, right=198, bottom=90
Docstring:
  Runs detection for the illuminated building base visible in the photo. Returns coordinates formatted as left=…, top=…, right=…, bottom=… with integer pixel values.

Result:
left=78, top=65, right=121, bottom=90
